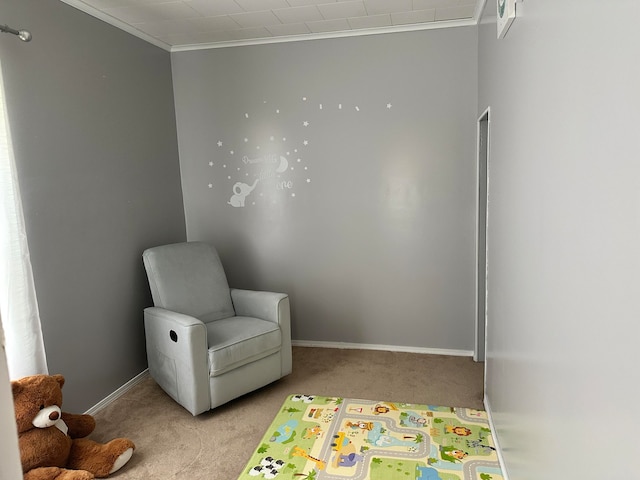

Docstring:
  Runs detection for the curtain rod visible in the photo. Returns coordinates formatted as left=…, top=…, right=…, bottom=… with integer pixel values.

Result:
left=0, top=24, right=32, bottom=42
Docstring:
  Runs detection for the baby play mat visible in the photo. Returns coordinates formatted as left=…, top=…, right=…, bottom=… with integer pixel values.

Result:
left=238, top=394, right=504, bottom=480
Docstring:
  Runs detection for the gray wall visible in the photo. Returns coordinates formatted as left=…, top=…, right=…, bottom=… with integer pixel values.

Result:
left=1, top=0, right=186, bottom=412
left=479, top=1, right=640, bottom=478
left=172, top=27, right=478, bottom=352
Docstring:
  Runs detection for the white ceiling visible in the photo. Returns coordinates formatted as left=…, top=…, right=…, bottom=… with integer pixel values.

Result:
left=62, top=0, right=485, bottom=51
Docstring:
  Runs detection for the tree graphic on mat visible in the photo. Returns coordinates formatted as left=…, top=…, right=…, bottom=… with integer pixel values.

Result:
left=294, top=470, right=317, bottom=479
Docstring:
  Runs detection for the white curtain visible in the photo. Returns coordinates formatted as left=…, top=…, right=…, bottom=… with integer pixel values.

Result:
left=0, top=63, right=48, bottom=379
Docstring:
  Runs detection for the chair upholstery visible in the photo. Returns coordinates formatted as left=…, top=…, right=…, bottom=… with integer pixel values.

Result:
left=142, top=242, right=292, bottom=415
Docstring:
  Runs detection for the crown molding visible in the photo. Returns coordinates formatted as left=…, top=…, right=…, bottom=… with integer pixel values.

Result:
left=170, top=17, right=477, bottom=52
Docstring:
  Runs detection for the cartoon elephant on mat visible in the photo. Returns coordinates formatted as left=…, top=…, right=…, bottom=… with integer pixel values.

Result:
left=228, top=179, right=258, bottom=207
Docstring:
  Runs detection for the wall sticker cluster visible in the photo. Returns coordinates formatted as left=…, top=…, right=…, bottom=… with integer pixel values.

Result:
left=207, top=95, right=393, bottom=208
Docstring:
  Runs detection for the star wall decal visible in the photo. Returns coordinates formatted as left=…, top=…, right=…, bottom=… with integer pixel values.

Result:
left=206, top=96, right=393, bottom=207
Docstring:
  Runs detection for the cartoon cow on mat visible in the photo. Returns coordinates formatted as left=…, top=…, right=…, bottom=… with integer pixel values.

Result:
left=248, top=457, right=285, bottom=478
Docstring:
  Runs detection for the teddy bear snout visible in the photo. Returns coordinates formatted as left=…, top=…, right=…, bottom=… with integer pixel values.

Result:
left=33, top=405, right=62, bottom=429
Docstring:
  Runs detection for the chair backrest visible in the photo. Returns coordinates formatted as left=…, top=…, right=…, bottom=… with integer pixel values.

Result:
left=143, top=242, right=235, bottom=322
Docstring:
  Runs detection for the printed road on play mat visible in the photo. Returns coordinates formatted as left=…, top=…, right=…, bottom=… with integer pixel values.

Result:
left=238, top=394, right=504, bottom=480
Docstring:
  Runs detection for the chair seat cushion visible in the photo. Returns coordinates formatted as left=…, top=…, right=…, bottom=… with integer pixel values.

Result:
left=206, top=316, right=281, bottom=377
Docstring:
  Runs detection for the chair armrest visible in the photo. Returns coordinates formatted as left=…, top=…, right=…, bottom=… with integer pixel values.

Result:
left=230, top=289, right=292, bottom=376
left=230, top=289, right=288, bottom=323
left=143, top=307, right=210, bottom=415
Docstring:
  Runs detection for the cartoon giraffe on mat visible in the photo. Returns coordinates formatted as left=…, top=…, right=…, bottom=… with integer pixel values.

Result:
left=291, top=446, right=326, bottom=470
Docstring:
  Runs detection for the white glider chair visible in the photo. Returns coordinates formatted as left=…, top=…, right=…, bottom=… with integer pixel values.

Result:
left=142, top=241, right=292, bottom=415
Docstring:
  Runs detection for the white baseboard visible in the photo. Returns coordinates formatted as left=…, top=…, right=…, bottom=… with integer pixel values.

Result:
left=483, top=395, right=511, bottom=480
left=85, top=343, right=471, bottom=415
left=85, top=369, right=149, bottom=415
left=292, top=340, right=473, bottom=357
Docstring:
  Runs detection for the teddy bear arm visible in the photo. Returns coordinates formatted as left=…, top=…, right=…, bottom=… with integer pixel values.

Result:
left=61, top=412, right=96, bottom=438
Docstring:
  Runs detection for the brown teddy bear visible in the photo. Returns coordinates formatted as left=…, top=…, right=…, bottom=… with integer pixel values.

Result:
left=12, top=374, right=135, bottom=480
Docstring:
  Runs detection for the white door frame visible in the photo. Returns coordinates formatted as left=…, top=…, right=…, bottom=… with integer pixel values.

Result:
left=474, top=107, right=491, bottom=363
left=0, top=317, right=23, bottom=479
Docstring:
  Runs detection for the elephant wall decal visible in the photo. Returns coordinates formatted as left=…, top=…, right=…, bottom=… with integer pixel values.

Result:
left=228, top=179, right=259, bottom=207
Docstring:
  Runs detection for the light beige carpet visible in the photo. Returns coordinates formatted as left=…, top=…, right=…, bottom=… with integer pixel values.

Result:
left=90, top=347, right=484, bottom=479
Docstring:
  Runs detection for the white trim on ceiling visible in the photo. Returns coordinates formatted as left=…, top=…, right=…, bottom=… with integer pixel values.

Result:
left=60, top=0, right=489, bottom=53
left=171, top=17, right=476, bottom=52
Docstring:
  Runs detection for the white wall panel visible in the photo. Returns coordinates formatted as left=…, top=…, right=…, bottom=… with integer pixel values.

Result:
left=479, top=1, right=640, bottom=477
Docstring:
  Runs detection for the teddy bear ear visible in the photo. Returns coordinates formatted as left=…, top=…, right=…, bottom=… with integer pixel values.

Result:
left=52, top=374, right=65, bottom=388
left=11, top=381, right=23, bottom=398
